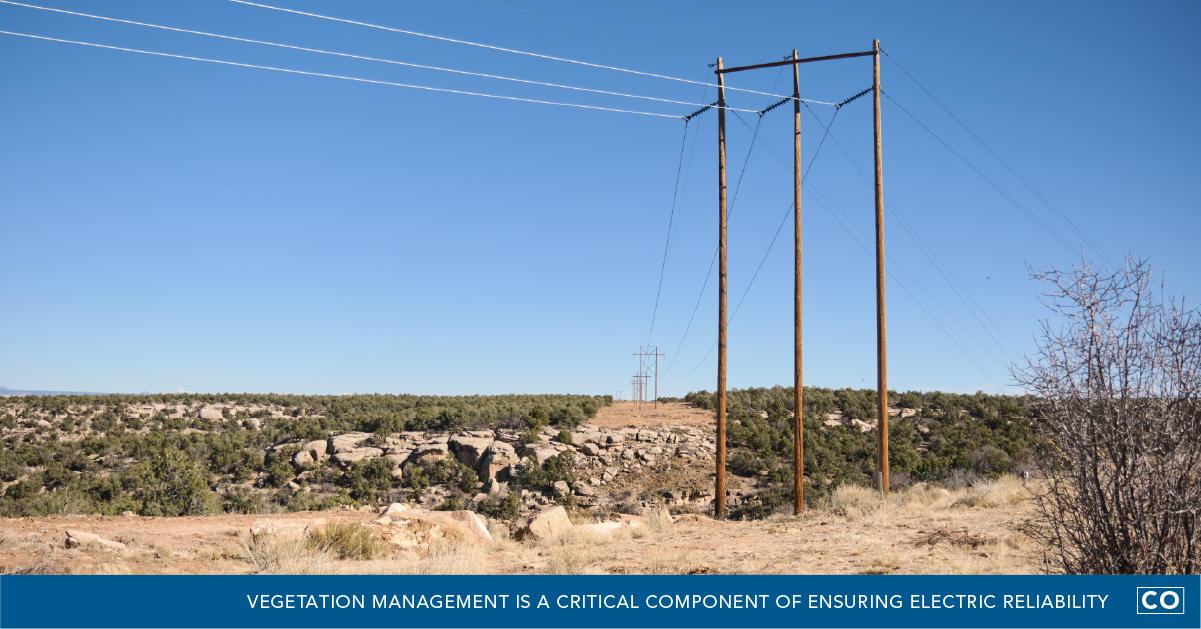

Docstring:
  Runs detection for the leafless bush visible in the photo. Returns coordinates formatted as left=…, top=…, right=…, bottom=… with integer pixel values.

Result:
left=1015, top=256, right=1200, bottom=574
left=946, top=468, right=979, bottom=490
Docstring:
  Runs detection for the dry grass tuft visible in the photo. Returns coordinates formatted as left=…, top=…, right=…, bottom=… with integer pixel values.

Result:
left=240, top=526, right=336, bottom=575
left=306, top=522, right=391, bottom=560
left=545, top=548, right=591, bottom=574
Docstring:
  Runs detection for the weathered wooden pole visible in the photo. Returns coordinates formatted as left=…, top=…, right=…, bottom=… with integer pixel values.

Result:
left=791, top=49, right=804, bottom=513
left=873, top=39, right=890, bottom=495
left=715, top=57, right=728, bottom=519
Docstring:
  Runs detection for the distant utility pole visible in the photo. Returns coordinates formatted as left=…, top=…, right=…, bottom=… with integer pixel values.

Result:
left=633, top=346, right=664, bottom=409
left=714, top=40, right=889, bottom=515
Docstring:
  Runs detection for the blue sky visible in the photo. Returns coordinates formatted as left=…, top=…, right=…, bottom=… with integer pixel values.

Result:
left=1, top=0, right=1197, bottom=397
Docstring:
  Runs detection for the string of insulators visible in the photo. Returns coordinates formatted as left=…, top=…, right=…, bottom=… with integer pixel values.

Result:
left=684, top=101, right=719, bottom=121
left=839, top=86, right=874, bottom=107
left=759, top=97, right=791, bottom=116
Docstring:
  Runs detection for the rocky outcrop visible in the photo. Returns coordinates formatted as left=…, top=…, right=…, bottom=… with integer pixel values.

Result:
left=367, top=504, right=493, bottom=555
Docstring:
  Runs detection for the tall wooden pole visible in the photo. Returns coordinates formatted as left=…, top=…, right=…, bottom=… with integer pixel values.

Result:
left=872, top=39, right=889, bottom=495
left=715, top=57, right=728, bottom=519
left=791, top=49, right=804, bottom=514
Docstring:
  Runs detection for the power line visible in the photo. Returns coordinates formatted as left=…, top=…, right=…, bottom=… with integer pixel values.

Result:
left=227, top=0, right=838, bottom=105
left=883, top=50, right=1118, bottom=269
left=801, top=101, right=1024, bottom=362
left=883, top=92, right=1080, bottom=259
left=0, top=30, right=686, bottom=118
left=647, top=120, right=691, bottom=346
left=670, top=100, right=1009, bottom=390
left=664, top=110, right=764, bottom=375
left=0, top=1, right=763, bottom=114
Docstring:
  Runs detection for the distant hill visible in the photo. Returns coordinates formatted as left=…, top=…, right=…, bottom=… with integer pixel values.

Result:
left=0, top=386, right=110, bottom=397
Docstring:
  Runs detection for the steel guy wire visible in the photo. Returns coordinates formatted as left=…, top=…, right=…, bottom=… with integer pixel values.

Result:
left=0, top=2, right=764, bottom=114
left=883, top=50, right=1118, bottom=269
left=227, top=0, right=839, bottom=105
left=0, top=30, right=691, bottom=118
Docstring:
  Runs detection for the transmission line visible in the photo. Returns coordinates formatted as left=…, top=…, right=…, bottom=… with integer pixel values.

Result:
left=801, top=101, right=1023, bottom=362
left=0, top=30, right=690, bottom=118
left=647, top=120, right=691, bottom=346
left=227, top=0, right=839, bottom=105
left=883, top=50, right=1118, bottom=269
left=0, top=1, right=763, bottom=114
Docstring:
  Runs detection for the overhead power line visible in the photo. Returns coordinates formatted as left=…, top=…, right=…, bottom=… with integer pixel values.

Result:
left=0, top=1, right=763, bottom=114
left=0, top=30, right=684, bottom=118
left=883, top=50, right=1118, bottom=269
left=227, top=0, right=838, bottom=105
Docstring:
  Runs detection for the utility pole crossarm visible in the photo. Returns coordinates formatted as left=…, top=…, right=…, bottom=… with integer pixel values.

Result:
left=717, top=50, right=875, bottom=74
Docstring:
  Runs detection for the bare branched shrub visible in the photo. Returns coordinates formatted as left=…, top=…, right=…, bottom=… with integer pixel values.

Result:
left=305, top=522, right=390, bottom=560
left=1015, top=256, right=1200, bottom=574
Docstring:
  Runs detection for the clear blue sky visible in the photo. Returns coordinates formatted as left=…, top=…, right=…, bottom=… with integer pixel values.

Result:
left=2, top=0, right=1197, bottom=397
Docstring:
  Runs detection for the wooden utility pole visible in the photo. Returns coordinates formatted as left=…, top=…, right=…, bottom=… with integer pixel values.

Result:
left=714, top=44, right=879, bottom=511
left=873, top=39, right=890, bottom=495
left=715, top=56, right=728, bottom=519
left=791, top=49, right=804, bottom=514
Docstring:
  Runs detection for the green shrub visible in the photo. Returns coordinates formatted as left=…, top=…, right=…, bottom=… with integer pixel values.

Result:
left=522, top=451, right=576, bottom=490
left=435, top=496, right=464, bottom=511
left=133, top=451, right=218, bottom=516
left=557, top=430, right=573, bottom=445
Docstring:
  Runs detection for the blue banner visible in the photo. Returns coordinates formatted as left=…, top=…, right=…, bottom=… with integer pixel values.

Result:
left=1, top=575, right=1197, bottom=628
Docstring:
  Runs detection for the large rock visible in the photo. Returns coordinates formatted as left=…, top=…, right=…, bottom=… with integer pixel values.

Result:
left=292, top=450, right=314, bottom=469
left=300, top=440, right=328, bottom=460
left=64, top=530, right=126, bottom=550
left=199, top=406, right=224, bottom=420
left=580, top=442, right=601, bottom=457
left=572, top=481, right=595, bottom=497
left=448, top=436, right=494, bottom=470
left=329, top=432, right=373, bottom=453
left=368, top=505, right=493, bottom=554
left=479, top=443, right=516, bottom=480
left=551, top=480, right=571, bottom=498
left=515, top=506, right=572, bottom=541
left=330, top=447, right=384, bottom=469
left=409, top=443, right=449, bottom=467
left=518, top=444, right=559, bottom=466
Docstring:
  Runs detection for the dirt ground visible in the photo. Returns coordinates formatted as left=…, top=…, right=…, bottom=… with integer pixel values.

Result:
left=591, top=401, right=715, bottom=429
left=0, top=479, right=1040, bottom=576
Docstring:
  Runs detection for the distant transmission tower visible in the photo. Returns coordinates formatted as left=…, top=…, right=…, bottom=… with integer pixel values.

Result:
left=633, top=346, right=664, bottom=409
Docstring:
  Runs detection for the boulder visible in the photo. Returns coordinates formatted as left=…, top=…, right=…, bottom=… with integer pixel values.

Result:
left=367, top=507, right=492, bottom=554
left=64, top=530, right=126, bottom=550
left=514, top=506, right=572, bottom=541
left=518, top=444, right=559, bottom=466
left=301, top=440, right=328, bottom=460
left=244, top=418, right=261, bottom=430
left=329, top=432, right=373, bottom=453
left=292, top=450, right=314, bottom=469
left=580, top=442, right=601, bottom=457
left=572, top=481, right=595, bottom=497
left=448, top=436, right=494, bottom=470
left=199, top=406, right=224, bottom=420
left=552, top=480, right=571, bottom=497
left=331, top=447, right=384, bottom=469
left=606, top=434, right=625, bottom=445
left=602, top=467, right=619, bottom=482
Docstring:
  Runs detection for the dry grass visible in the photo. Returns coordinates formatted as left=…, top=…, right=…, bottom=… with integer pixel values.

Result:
left=239, top=526, right=336, bottom=575
left=306, top=522, right=391, bottom=560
